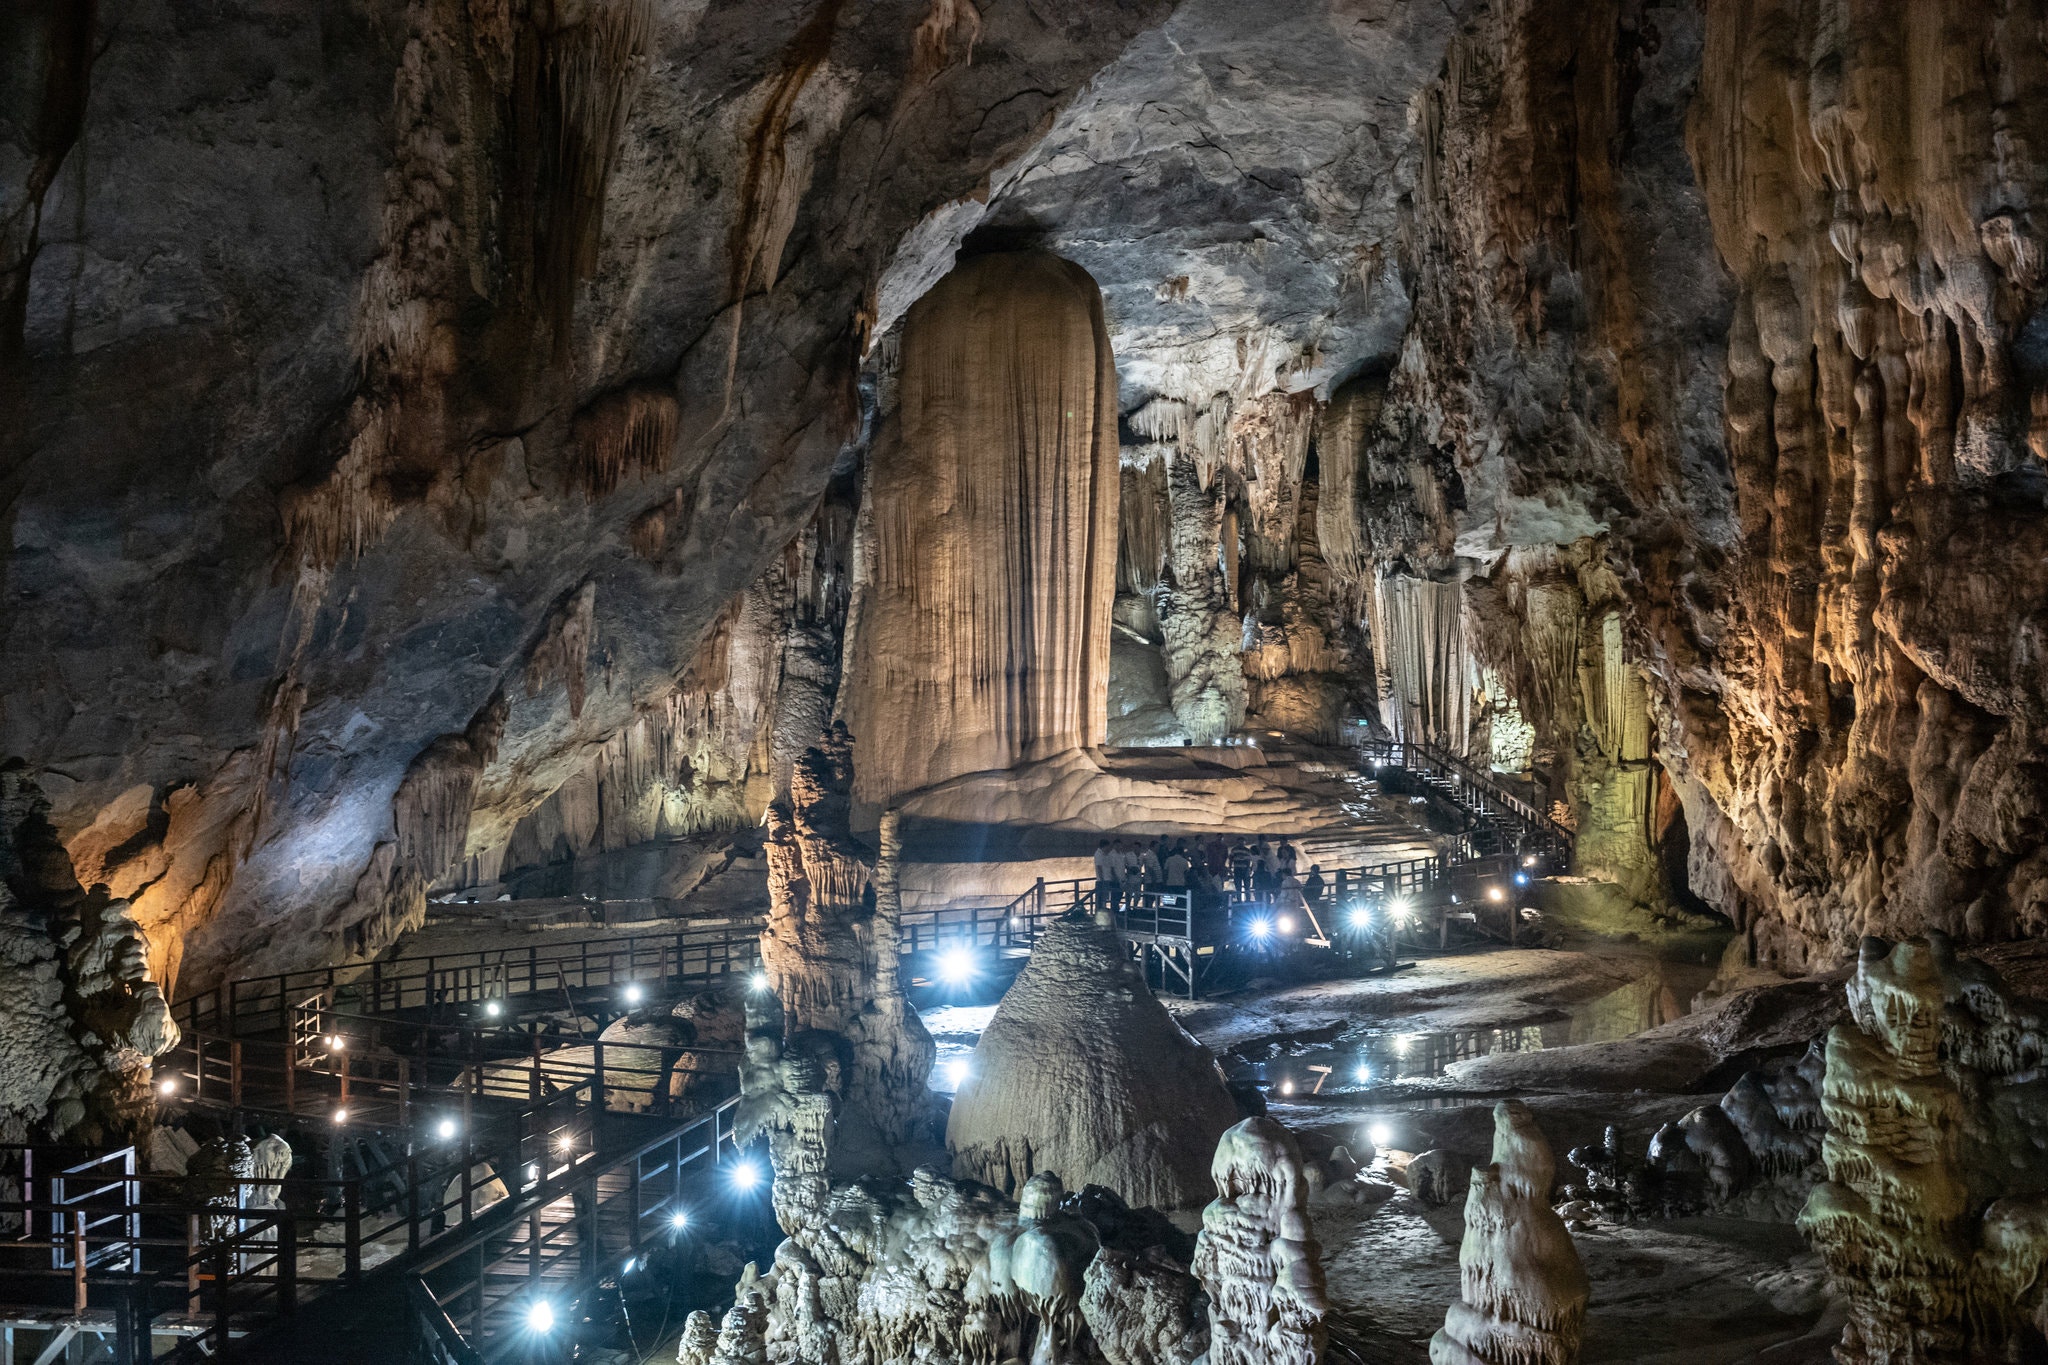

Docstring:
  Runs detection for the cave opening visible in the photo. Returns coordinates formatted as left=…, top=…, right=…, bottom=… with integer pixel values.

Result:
left=8, top=2, right=2048, bottom=1363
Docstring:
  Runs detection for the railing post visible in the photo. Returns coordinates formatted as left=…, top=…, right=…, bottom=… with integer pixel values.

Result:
left=399, top=1057, right=411, bottom=1129
left=344, top=1181, right=362, bottom=1286
left=594, top=1041, right=607, bottom=1114
left=71, top=1209, right=88, bottom=1316
left=279, top=1213, right=297, bottom=1315
left=212, top=1241, right=231, bottom=1359
left=284, top=1042, right=295, bottom=1117
left=407, top=1150, right=421, bottom=1254
left=230, top=1040, right=243, bottom=1111
left=186, top=1214, right=201, bottom=1315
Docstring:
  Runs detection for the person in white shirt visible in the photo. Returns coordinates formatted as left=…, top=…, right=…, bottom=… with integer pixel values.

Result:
left=1093, top=839, right=1120, bottom=910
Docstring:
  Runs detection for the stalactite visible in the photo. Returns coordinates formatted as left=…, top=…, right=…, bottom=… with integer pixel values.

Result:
left=1315, top=371, right=1382, bottom=589
left=523, top=581, right=596, bottom=719
left=567, top=383, right=678, bottom=496
left=845, top=251, right=1120, bottom=809
left=1369, top=571, right=1475, bottom=753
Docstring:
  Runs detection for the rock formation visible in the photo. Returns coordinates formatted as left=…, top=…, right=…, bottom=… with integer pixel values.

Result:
left=946, top=917, right=1239, bottom=1211
left=843, top=250, right=1121, bottom=813
left=1801, top=935, right=2048, bottom=1362
left=758, top=729, right=932, bottom=1153
left=0, top=767, right=177, bottom=1143
left=1192, top=1116, right=1328, bottom=1365
left=1430, top=1101, right=1588, bottom=1365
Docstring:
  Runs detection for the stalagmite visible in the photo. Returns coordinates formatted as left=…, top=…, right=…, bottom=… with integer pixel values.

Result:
left=1193, top=1117, right=1328, bottom=1365
left=1157, top=454, right=1247, bottom=745
left=947, top=918, right=1239, bottom=1211
left=1800, top=935, right=2048, bottom=1362
left=844, top=250, right=1120, bottom=810
left=757, top=727, right=933, bottom=1153
left=1430, top=1101, right=1588, bottom=1365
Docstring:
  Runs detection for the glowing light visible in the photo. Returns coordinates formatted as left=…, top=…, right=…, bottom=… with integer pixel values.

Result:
left=556, top=1133, right=574, bottom=1153
left=333, top=1108, right=349, bottom=1124
left=1486, top=886, right=1506, bottom=903
left=484, top=1001, right=502, bottom=1018
left=750, top=971, right=770, bottom=993
left=1393, top=1035, right=1413, bottom=1057
left=937, top=946, right=978, bottom=986
left=158, top=1078, right=177, bottom=1096
left=1514, top=873, right=1530, bottom=886
left=1276, top=915, right=1295, bottom=934
left=623, top=983, right=644, bottom=1006
left=670, top=1209, right=690, bottom=1230
left=1355, top=1065, right=1371, bottom=1084
left=437, top=1118, right=457, bottom=1140
left=944, top=1058, right=971, bottom=1087
left=1523, top=855, right=1539, bottom=868
left=328, top=1036, right=345, bottom=1051
left=622, top=1257, right=637, bottom=1275
left=1279, top=1079, right=1294, bottom=1096
left=526, top=1300, right=556, bottom=1334
left=1369, top=1123, right=1392, bottom=1148
left=526, top=1164, right=539, bottom=1182
left=1247, top=917, right=1273, bottom=940
left=1348, top=906, right=1371, bottom=929
left=730, top=1160, right=762, bottom=1192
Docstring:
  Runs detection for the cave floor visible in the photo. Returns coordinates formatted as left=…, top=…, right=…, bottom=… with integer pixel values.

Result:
left=1176, top=933, right=1844, bottom=1364
left=931, top=917, right=1845, bottom=1364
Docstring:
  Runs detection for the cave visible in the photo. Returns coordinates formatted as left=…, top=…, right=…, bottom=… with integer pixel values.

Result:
left=8, top=1, right=2048, bottom=1362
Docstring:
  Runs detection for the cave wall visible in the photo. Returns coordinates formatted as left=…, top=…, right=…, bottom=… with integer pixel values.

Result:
left=1, top=0, right=1172, bottom=994
left=1686, top=0, right=2048, bottom=967
left=9, top=0, right=2048, bottom=1016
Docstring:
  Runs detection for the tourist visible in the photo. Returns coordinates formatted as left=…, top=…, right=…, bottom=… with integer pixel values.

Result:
left=1228, top=841, right=1253, bottom=900
left=1140, top=839, right=1163, bottom=889
left=1304, top=864, right=1326, bottom=909
left=1252, top=861, right=1280, bottom=905
left=1277, top=838, right=1300, bottom=878
left=1093, top=839, right=1120, bottom=911
left=1116, top=839, right=1140, bottom=903
left=1164, top=843, right=1191, bottom=890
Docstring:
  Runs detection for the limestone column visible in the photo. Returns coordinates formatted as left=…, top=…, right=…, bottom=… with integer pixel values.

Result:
left=845, top=250, right=1120, bottom=809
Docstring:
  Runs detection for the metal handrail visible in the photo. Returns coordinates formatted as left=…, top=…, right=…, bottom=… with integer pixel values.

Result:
left=1356, top=738, right=1574, bottom=847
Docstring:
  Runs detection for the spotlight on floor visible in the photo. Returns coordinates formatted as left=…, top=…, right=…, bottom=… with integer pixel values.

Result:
left=1355, top=1065, right=1371, bottom=1084
left=622, top=1256, right=637, bottom=1275
left=1523, top=854, right=1539, bottom=868
left=333, top=1108, right=349, bottom=1124
left=158, top=1078, right=177, bottom=1096
left=1247, top=917, right=1273, bottom=940
left=1486, top=886, right=1506, bottom=903
left=1369, top=1123, right=1392, bottom=1149
left=484, top=1000, right=502, bottom=1018
left=750, top=971, right=770, bottom=993
left=730, top=1159, right=762, bottom=1192
left=1514, top=873, right=1530, bottom=886
left=327, top=1035, right=345, bottom=1051
left=526, top=1299, right=556, bottom=1334
left=623, top=983, right=644, bottom=1006
left=1276, top=914, right=1295, bottom=934
left=556, top=1133, right=574, bottom=1153
left=1348, top=905, right=1372, bottom=929
left=944, top=1058, right=971, bottom=1088
left=437, top=1118, right=457, bottom=1140
left=670, top=1209, right=690, bottom=1230
left=937, top=946, right=977, bottom=986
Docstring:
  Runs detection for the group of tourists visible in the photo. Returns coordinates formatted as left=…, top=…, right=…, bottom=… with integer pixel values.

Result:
left=1091, top=835, right=1337, bottom=913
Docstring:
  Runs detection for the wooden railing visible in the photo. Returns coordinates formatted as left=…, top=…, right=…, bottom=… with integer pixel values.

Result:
left=1355, top=738, right=1574, bottom=854
left=405, top=1099, right=743, bottom=1360
left=176, top=926, right=761, bottom=1040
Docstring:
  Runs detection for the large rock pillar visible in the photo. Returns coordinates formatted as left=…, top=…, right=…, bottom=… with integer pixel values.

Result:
left=845, top=250, right=1120, bottom=811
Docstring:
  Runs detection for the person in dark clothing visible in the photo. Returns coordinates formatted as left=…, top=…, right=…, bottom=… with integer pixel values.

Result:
left=1277, top=839, right=1300, bottom=878
left=1304, top=865, right=1327, bottom=909
left=1252, top=862, right=1280, bottom=904
left=1229, top=842, right=1253, bottom=900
